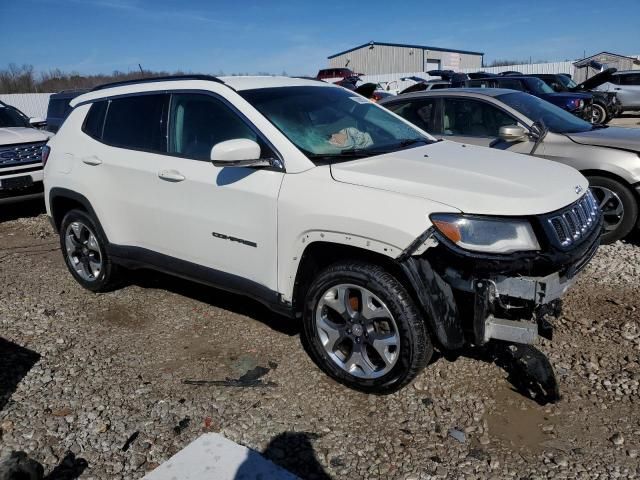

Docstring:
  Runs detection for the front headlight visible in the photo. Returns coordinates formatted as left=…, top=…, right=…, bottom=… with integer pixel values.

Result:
left=430, top=214, right=541, bottom=254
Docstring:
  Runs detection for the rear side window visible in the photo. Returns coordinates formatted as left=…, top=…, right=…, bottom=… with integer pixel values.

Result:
left=102, top=94, right=169, bottom=152
left=47, top=99, right=67, bottom=118
left=497, top=79, right=524, bottom=91
left=619, top=73, right=640, bottom=86
left=82, top=101, right=108, bottom=140
left=387, top=98, right=441, bottom=134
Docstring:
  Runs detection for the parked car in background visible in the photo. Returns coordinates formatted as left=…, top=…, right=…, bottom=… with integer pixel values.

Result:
left=595, top=70, right=640, bottom=113
left=381, top=88, right=640, bottom=243
left=466, top=76, right=593, bottom=121
left=398, top=76, right=450, bottom=94
left=529, top=71, right=621, bottom=124
left=46, top=89, right=88, bottom=133
left=316, top=68, right=361, bottom=82
left=0, top=101, right=52, bottom=204
left=45, top=75, right=599, bottom=393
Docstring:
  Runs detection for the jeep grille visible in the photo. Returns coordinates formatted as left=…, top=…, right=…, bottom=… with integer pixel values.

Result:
left=547, top=190, right=600, bottom=248
left=0, top=142, right=46, bottom=168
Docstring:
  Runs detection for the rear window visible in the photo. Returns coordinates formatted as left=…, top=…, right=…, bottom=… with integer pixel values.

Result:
left=47, top=99, right=67, bottom=118
left=82, top=101, right=108, bottom=140
left=102, top=94, right=169, bottom=152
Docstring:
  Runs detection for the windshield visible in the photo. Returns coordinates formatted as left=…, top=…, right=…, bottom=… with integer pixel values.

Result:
left=498, top=92, right=592, bottom=134
left=557, top=75, right=578, bottom=89
left=527, top=77, right=555, bottom=94
left=0, top=105, right=30, bottom=128
left=240, top=86, right=433, bottom=163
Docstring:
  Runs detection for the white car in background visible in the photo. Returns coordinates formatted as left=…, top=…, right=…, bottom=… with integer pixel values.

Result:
left=0, top=101, right=52, bottom=204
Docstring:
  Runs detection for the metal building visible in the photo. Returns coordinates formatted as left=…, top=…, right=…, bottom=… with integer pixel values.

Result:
left=327, top=41, right=483, bottom=75
left=572, top=52, right=640, bottom=83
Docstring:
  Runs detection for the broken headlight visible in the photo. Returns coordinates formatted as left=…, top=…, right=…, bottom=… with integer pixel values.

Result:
left=430, top=214, right=540, bottom=254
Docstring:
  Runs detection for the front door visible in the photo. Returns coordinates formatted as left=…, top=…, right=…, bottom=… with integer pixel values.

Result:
left=440, top=97, right=532, bottom=153
left=149, top=92, right=284, bottom=290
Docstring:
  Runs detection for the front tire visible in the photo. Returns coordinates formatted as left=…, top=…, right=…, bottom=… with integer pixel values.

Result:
left=591, top=102, right=608, bottom=125
left=302, top=261, right=432, bottom=394
left=588, top=176, right=639, bottom=244
left=59, top=209, right=121, bottom=292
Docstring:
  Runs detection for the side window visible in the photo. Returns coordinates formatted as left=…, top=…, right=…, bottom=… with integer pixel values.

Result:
left=430, top=83, right=448, bottom=90
left=82, top=101, right=108, bottom=140
left=387, top=99, right=440, bottom=134
left=168, top=93, right=266, bottom=161
left=102, top=94, right=168, bottom=152
left=498, top=79, right=524, bottom=91
left=442, top=98, right=517, bottom=137
left=619, top=74, right=640, bottom=86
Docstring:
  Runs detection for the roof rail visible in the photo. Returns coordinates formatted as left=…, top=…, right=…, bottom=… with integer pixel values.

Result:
left=90, top=74, right=225, bottom=92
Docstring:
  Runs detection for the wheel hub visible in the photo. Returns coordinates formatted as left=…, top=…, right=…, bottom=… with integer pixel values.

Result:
left=64, top=221, right=103, bottom=282
left=315, top=284, right=400, bottom=379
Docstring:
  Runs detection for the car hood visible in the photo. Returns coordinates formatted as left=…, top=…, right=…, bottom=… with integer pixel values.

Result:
left=330, top=141, right=588, bottom=216
left=0, top=127, right=52, bottom=145
left=566, top=126, right=640, bottom=152
left=571, top=68, right=617, bottom=92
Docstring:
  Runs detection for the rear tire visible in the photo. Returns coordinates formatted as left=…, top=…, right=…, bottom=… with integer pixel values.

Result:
left=59, top=209, right=122, bottom=292
left=302, top=261, right=432, bottom=394
left=588, top=176, right=638, bottom=244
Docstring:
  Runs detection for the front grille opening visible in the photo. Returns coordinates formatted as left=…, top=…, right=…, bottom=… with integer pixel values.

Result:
left=546, top=191, right=600, bottom=248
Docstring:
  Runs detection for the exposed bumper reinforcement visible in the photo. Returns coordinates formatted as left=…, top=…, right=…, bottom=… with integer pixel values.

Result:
left=484, top=316, right=538, bottom=344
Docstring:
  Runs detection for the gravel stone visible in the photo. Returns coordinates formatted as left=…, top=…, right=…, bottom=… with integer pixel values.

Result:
left=1, top=210, right=640, bottom=479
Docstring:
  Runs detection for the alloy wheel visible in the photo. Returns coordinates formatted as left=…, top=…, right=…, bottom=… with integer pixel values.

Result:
left=315, top=284, right=400, bottom=379
left=591, top=104, right=607, bottom=124
left=64, top=221, right=103, bottom=282
left=591, top=186, right=624, bottom=232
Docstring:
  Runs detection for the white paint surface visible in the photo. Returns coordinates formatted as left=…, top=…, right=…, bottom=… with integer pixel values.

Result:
left=143, top=433, right=299, bottom=480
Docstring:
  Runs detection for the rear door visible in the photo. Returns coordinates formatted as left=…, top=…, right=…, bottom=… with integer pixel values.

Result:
left=615, top=73, right=640, bottom=108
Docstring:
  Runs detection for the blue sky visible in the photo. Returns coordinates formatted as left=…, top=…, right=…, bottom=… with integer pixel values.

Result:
left=1, top=0, right=639, bottom=76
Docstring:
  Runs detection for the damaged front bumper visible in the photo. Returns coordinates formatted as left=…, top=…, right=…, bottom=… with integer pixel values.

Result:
left=398, top=218, right=601, bottom=351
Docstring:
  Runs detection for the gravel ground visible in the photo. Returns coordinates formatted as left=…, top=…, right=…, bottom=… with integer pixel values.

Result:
left=1, top=203, right=639, bottom=480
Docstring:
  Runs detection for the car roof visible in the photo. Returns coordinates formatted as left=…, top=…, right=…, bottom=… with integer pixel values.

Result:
left=612, top=70, right=640, bottom=75
left=380, top=88, right=516, bottom=102
left=71, top=75, right=331, bottom=107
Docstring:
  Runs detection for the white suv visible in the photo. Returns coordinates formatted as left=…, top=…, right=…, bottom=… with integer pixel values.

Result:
left=1, top=101, right=52, bottom=204
left=44, top=75, right=602, bottom=393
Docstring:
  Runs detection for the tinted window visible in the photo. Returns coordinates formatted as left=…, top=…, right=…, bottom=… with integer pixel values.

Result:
left=82, top=101, right=108, bottom=140
left=430, top=83, right=448, bottom=90
left=168, top=93, right=263, bottom=161
left=442, top=98, right=517, bottom=137
left=47, top=99, right=67, bottom=118
left=619, top=73, right=640, bottom=86
left=102, top=94, right=168, bottom=152
left=386, top=98, right=441, bottom=134
left=0, top=105, right=29, bottom=128
left=497, top=79, right=525, bottom=91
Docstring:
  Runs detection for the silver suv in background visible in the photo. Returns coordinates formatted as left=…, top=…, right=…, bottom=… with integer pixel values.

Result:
left=595, top=71, right=640, bottom=112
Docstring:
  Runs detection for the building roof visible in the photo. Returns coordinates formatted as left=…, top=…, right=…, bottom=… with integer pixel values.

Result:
left=573, top=52, right=640, bottom=67
left=328, top=41, right=484, bottom=59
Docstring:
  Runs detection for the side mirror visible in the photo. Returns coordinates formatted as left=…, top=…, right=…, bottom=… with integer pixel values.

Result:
left=498, top=125, right=528, bottom=143
left=210, top=139, right=271, bottom=168
left=29, top=117, right=46, bottom=127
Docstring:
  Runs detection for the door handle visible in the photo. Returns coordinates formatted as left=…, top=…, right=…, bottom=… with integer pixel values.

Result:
left=158, top=169, right=186, bottom=182
left=82, top=156, right=102, bottom=166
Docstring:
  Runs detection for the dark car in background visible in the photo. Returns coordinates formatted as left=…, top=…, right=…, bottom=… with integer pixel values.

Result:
left=529, top=71, right=621, bottom=124
left=45, top=89, right=87, bottom=133
left=316, top=68, right=361, bottom=81
left=465, top=76, right=593, bottom=121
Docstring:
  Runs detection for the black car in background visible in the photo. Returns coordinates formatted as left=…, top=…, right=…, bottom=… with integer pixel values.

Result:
left=465, top=76, right=593, bottom=121
left=528, top=70, right=621, bottom=124
left=45, top=89, right=87, bottom=133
